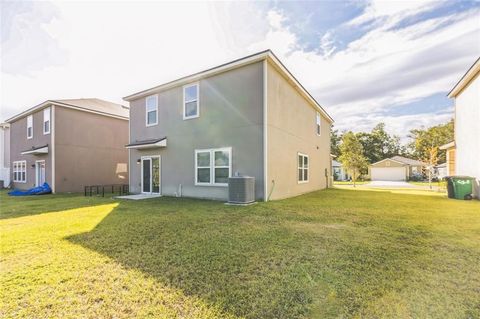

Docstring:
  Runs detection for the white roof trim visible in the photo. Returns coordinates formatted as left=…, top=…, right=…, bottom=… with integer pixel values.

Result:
left=21, top=146, right=49, bottom=155
left=6, top=100, right=129, bottom=123
left=439, top=141, right=455, bottom=150
left=123, top=50, right=334, bottom=123
left=126, top=139, right=167, bottom=149
left=123, top=51, right=269, bottom=101
left=448, top=57, right=480, bottom=98
left=370, top=158, right=406, bottom=167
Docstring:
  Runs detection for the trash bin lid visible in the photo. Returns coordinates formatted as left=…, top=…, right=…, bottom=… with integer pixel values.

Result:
left=446, top=176, right=475, bottom=180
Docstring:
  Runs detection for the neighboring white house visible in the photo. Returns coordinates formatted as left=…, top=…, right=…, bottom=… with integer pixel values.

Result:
left=0, top=123, right=10, bottom=187
left=439, top=141, right=456, bottom=176
left=368, top=156, right=425, bottom=181
left=445, top=57, right=480, bottom=198
left=434, top=163, right=448, bottom=179
left=332, top=160, right=349, bottom=181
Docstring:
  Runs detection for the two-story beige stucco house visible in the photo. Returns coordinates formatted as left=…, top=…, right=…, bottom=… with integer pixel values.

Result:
left=124, top=50, right=334, bottom=201
left=6, top=98, right=129, bottom=193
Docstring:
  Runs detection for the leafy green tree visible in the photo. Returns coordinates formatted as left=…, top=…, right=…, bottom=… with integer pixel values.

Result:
left=424, top=146, right=438, bottom=189
left=330, top=128, right=342, bottom=158
left=339, top=132, right=368, bottom=187
left=357, top=123, right=402, bottom=164
left=408, top=120, right=454, bottom=163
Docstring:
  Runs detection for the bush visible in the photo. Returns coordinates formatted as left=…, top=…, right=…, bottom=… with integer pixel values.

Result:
left=409, top=174, right=424, bottom=182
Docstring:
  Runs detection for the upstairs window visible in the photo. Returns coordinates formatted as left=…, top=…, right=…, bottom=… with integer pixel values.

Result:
left=13, top=161, right=26, bottom=183
left=183, top=83, right=199, bottom=120
left=316, top=112, right=321, bottom=135
left=43, top=107, right=51, bottom=134
left=27, top=115, right=33, bottom=139
left=145, top=95, right=158, bottom=126
left=195, top=147, right=231, bottom=186
left=298, top=153, right=309, bottom=183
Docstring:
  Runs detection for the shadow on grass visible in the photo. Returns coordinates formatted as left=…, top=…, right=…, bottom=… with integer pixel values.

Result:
left=67, top=197, right=317, bottom=318
left=66, top=190, right=439, bottom=319
left=0, top=190, right=115, bottom=220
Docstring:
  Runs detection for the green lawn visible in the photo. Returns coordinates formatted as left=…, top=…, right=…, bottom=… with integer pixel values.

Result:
left=1, top=189, right=479, bottom=319
left=408, top=181, right=442, bottom=186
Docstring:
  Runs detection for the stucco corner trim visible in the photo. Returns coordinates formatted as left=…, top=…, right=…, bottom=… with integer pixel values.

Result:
left=263, top=59, right=268, bottom=202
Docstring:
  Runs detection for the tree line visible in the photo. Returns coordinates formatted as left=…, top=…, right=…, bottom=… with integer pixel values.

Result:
left=331, top=120, right=454, bottom=185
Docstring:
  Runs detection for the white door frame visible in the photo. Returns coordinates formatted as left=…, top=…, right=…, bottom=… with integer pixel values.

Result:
left=141, top=155, right=161, bottom=194
left=35, top=160, right=46, bottom=187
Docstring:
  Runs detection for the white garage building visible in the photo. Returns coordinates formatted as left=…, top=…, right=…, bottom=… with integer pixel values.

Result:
left=369, top=156, right=425, bottom=181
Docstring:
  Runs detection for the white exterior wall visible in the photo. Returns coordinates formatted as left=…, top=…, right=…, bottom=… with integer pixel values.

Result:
left=333, top=166, right=349, bottom=181
left=455, top=72, right=480, bottom=198
left=436, top=166, right=448, bottom=179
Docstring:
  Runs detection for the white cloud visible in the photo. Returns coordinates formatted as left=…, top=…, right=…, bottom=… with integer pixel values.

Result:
left=1, top=1, right=259, bottom=120
left=247, top=9, right=297, bottom=56
left=1, top=2, right=67, bottom=74
left=246, top=6, right=480, bottom=140
left=1, top=1, right=478, bottom=145
left=347, top=0, right=446, bottom=27
left=320, top=31, right=336, bottom=57
left=267, top=10, right=285, bottom=30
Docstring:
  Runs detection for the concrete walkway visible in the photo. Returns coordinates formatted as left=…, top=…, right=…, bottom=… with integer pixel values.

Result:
left=366, top=181, right=415, bottom=188
left=116, top=194, right=162, bottom=200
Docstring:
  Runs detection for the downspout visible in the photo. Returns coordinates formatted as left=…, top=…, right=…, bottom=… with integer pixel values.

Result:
left=263, top=58, right=268, bottom=202
left=127, top=102, right=131, bottom=194
left=51, top=105, right=56, bottom=193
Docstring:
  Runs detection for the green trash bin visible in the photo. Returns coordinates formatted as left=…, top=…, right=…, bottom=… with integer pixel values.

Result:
left=450, top=176, right=474, bottom=200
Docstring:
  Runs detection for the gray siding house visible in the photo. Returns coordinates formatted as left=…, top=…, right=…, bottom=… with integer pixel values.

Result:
left=6, top=99, right=129, bottom=193
left=125, top=50, right=334, bottom=201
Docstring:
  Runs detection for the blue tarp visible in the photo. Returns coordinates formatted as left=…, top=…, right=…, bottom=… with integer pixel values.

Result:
left=8, top=183, right=52, bottom=196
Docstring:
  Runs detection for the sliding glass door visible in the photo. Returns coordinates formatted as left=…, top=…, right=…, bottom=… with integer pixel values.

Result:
left=141, top=156, right=161, bottom=194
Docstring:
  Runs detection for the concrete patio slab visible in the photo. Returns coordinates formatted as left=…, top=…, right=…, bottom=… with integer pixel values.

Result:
left=115, top=194, right=162, bottom=200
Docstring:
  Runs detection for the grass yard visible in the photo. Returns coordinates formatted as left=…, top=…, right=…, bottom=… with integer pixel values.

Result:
left=1, top=189, right=479, bottom=318
left=408, top=181, right=443, bottom=187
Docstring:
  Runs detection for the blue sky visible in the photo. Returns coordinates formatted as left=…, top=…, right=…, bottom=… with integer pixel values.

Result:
left=1, top=0, right=479, bottom=142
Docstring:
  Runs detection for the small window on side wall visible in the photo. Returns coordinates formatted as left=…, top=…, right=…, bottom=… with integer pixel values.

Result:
left=27, top=115, right=33, bottom=139
left=298, top=153, right=309, bottom=183
left=13, top=161, right=27, bottom=183
left=43, top=107, right=51, bottom=134
left=145, top=95, right=158, bottom=126
left=183, top=83, right=199, bottom=120
left=316, top=112, right=321, bottom=135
